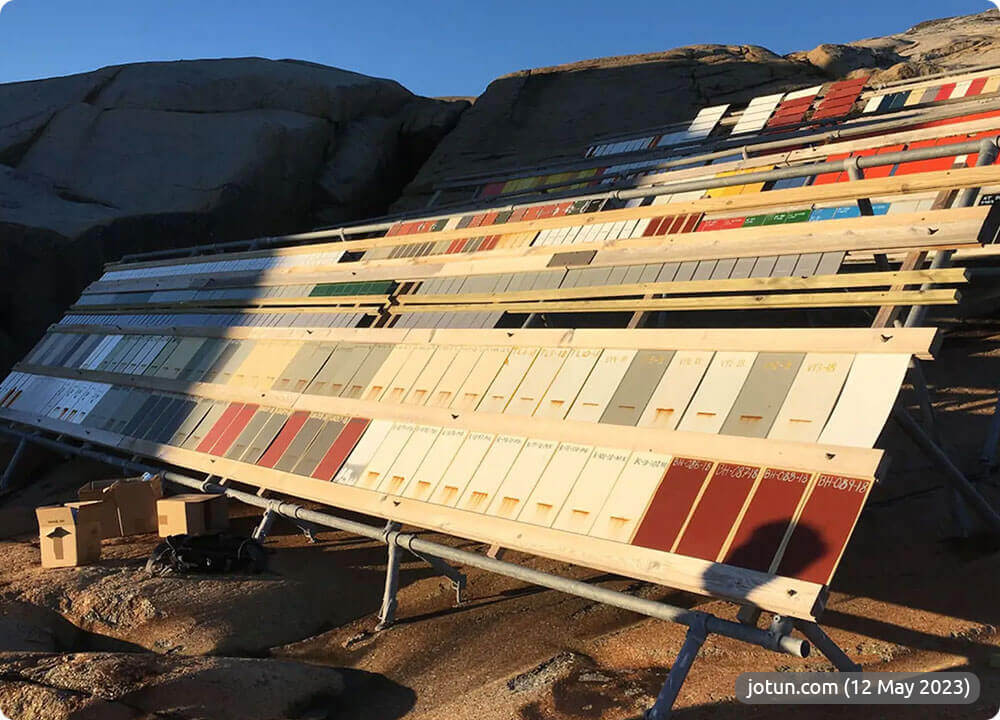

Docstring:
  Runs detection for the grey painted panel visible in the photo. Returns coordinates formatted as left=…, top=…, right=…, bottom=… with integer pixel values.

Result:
left=720, top=352, right=805, bottom=438
left=621, top=265, right=646, bottom=284
left=638, top=264, right=662, bottom=283
left=177, top=338, right=228, bottom=382
left=82, top=387, right=129, bottom=428
left=342, top=344, right=393, bottom=399
left=307, top=344, right=372, bottom=397
left=292, top=419, right=347, bottom=476
left=710, top=258, right=738, bottom=280
left=605, top=266, right=630, bottom=285
left=224, top=409, right=274, bottom=460
left=273, top=417, right=325, bottom=472
left=674, top=262, right=698, bottom=282
left=137, top=397, right=185, bottom=441
left=105, top=390, right=154, bottom=434
left=180, top=401, right=228, bottom=450
left=599, top=350, right=675, bottom=426
left=240, top=412, right=289, bottom=463
left=771, top=255, right=799, bottom=278
left=656, top=263, right=680, bottom=283
left=122, top=395, right=165, bottom=438
left=198, top=340, right=239, bottom=382
left=273, top=344, right=334, bottom=393
left=792, top=253, right=822, bottom=276
left=730, top=257, right=757, bottom=279
left=691, top=261, right=717, bottom=281
left=206, top=340, right=256, bottom=384
left=150, top=398, right=198, bottom=444
left=750, top=256, right=778, bottom=278
left=815, top=251, right=845, bottom=276
left=168, top=399, right=214, bottom=446
left=154, top=338, right=207, bottom=379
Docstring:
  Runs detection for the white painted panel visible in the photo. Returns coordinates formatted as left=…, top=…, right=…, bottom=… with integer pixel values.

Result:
left=565, top=349, right=636, bottom=423
left=333, top=419, right=394, bottom=486
left=676, top=351, right=756, bottom=434
left=589, top=451, right=673, bottom=543
left=518, top=443, right=594, bottom=527
left=818, top=354, right=910, bottom=447
left=455, top=435, right=526, bottom=513
left=477, top=347, right=539, bottom=413
left=637, top=351, right=714, bottom=429
left=401, top=428, right=468, bottom=501
left=485, top=439, right=558, bottom=519
left=429, top=431, right=496, bottom=506
left=768, top=353, right=854, bottom=443
left=376, top=424, right=441, bottom=495
left=552, top=447, right=631, bottom=535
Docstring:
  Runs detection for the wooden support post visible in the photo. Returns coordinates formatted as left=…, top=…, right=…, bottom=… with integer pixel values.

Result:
left=871, top=251, right=928, bottom=328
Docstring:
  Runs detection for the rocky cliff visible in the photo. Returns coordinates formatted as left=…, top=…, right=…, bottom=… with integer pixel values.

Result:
left=0, top=58, right=468, bottom=370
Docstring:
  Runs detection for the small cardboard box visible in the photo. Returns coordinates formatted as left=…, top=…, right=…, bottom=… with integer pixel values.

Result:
left=65, top=499, right=119, bottom=540
left=157, top=494, right=229, bottom=537
left=36, top=504, right=103, bottom=568
left=77, top=474, right=163, bottom=537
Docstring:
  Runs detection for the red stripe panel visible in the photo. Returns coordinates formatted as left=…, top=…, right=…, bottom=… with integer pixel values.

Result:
left=912, top=108, right=1000, bottom=131
left=535, top=205, right=558, bottom=219
left=521, top=207, right=541, bottom=221
left=384, top=224, right=401, bottom=237
left=776, top=474, right=872, bottom=585
left=631, top=458, right=714, bottom=552
left=481, top=211, right=499, bottom=226
left=446, top=238, right=465, bottom=254
left=654, top=215, right=677, bottom=236
left=966, top=77, right=988, bottom=97
left=643, top=217, right=665, bottom=236
left=555, top=202, right=574, bottom=216
left=208, top=404, right=259, bottom=456
left=480, top=182, right=504, bottom=198
left=724, top=468, right=812, bottom=573
left=256, top=411, right=311, bottom=469
left=934, top=83, right=956, bottom=102
left=681, top=213, right=702, bottom=233
left=666, top=215, right=688, bottom=234
left=674, top=463, right=760, bottom=561
left=195, top=403, right=245, bottom=453
left=311, top=417, right=371, bottom=481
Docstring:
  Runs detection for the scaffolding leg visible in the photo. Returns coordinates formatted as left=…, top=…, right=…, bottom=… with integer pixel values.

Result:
left=252, top=509, right=278, bottom=542
left=376, top=522, right=403, bottom=631
left=0, top=437, right=27, bottom=492
left=645, top=616, right=708, bottom=720
left=794, top=621, right=861, bottom=672
left=981, top=394, right=1000, bottom=473
left=411, top=549, right=467, bottom=606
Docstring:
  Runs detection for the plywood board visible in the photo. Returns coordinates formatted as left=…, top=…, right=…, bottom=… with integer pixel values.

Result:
left=768, top=354, right=853, bottom=443
left=565, top=349, right=637, bottom=422
left=485, top=439, right=558, bottom=519
left=637, top=351, right=713, bottom=429
left=817, top=354, right=910, bottom=447
left=676, top=352, right=756, bottom=434
left=589, top=451, right=673, bottom=543
left=552, top=447, right=631, bottom=534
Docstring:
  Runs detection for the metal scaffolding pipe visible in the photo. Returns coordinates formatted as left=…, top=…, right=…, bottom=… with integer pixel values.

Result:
left=0, top=423, right=807, bottom=658
left=116, top=133, right=1000, bottom=266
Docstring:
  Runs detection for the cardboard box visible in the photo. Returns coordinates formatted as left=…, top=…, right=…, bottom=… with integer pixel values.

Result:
left=77, top=474, right=163, bottom=537
left=35, top=504, right=103, bottom=568
left=65, top=499, right=119, bottom=540
left=157, top=494, right=229, bottom=537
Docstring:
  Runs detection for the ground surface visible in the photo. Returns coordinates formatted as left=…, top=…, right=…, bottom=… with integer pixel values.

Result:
left=0, top=321, right=999, bottom=719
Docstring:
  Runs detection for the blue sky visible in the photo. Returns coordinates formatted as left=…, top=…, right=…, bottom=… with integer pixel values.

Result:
left=0, top=0, right=991, bottom=97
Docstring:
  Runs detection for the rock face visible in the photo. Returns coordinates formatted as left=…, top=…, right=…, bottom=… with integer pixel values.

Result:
left=0, top=57, right=468, bottom=371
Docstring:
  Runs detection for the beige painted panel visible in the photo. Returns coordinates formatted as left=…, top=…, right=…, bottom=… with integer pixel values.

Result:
left=450, top=346, right=511, bottom=411
left=400, top=427, right=468, bottom=501
left=534, top=348, right=602, bottom=420
left=768, top=353, right=854, bottom=443
left=552, top=447, right=631, bottom=535
left=230, top=342, right=279, bottom=388
left=485, top=439, right=559, bottom=519
left=424, top=346, right=482, bottom=408
left=519, top=443, right=594, bottom=527
left=376, top=424, right=442, bottom=495
left=404, top=346, right=461, bottom=406
left=361, top=344, right=418, bottom=402
left=589, top=451, right=673, bottom=543
left=455, top=434, right=526, bottom=512
left=355, top=422, right=415, bottom=490
left=504, top=347, right=571, bottom=416
left=637, top=351, right=713, bottom=429
left=332, top=419, right=394, bottom=486
left=818, top=353, right=910, bottom=448
left=250, top=342, right=303, bottom=391
left=565, top=349, right=637, bottom=423
left=381, top=345, right=437, bottom=404
left=429, top=431, right=496, bottom=506
left=477, top=347, right=540, bottom=413
left=676, top=352, right=757, bottom=434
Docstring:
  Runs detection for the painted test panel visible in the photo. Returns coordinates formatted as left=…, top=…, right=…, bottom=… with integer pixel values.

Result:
left=485, top=439, right=558, bottom=519
left=155, top=338, right=207, bottom=379
left=478, top=347, right=539, bottom=413
left=305, top=344, right=370, bottom=396
left=631, top=458, right=714, bottom=552
left=361, top=344, right=419, bottom=401
left=403, top=346, right=461, bottom=405
left=676, top=352, right=756, bottom=434
left=239, top=411, right=290, bottom=464
left=719, top=353, right=804, bottom=438
left=565, top=349, right=637, bottom=423
left=724, top=468, right=812, bottom=572
left=534, top=349, right=602, bottom=419
left=552, top=447, right=630, bottom=534
left=768, top=354, right=853, bottom=442
left=776, top=474, right=873, bottom=584
left=817, top=354, right=909, bottom=447
left=600, top=350, right=674, bottom=426
left=674, top=463, right=761, bottom=561
left=381, top=345, right=437, bottom=403
left=168, top=400, right=214, bottom=446
left=292, top=417, right=348, bottom=476
left=272, top=416, right=326, bottom=473
left=272, top=344, right=334, bottom=393
left=342, top=344, right=394, bottom=399
left=224, top=409, right=274, bottom=460
left=256, top=411, right=310, bottom=468
left=376, top=424, right=442, bottom=494
left=429, top=432, right=496, bottom=506
left=180, top=401, right=230, bottom=450
left=207, top=403, right=259, bottom=456
left=455, top=435, right=527, bottom=512
left=504, top=347, right=570, bottom=416
left=401, top=428, right=469, bottom=500
left=207, top=340, right=257, bottom=385
left=631, top=357, right=712, bottom=433
left=195, top=402, right=245, bottom=453
left=354, top=422, right=415, bottom=489
left=311, top=417, right=370, bottom=481
left=518, top=443, right=594, bottom=527
left=589, top=452, right=673, bottom=543
left=450, top=346, right=511, bottom=411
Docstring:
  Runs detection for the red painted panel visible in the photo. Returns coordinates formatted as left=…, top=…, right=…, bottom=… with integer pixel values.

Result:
left=666, top=215, right=689, bottom=234
left=894, top=137, right=962, bottom=176
left=723, top=468, right=812, bottom=572
left=912, top=108, right=1000, bottom=131
left=813, top=153, right=850, bottom=185
left=208, top=404, right=259, bottom=457
left=311, top=417, right=371, bottom=481
left=446, top=238, right=465, bottom=254
left=776, top=474, right=872, bottom=585
left=696, top=216, right=746, bottom=232
left=680, top=213, right=702, bottom=233
left=468, top=214, right=487, bottom=228
left=384, top=224, right=401, bottom=237
left=535, top=205, right=558, bottom=219
left=521, top=207, right=541, bottom=221
left=966, top=77, right=988, bottom=97
left=631, top=458, right=714, bottom=553
left=674, top=463, right=760, bottom=561
left=934, top=83, right=956, bottom=102
left=195, top=403, right=245, bottom=453
left=256, top=411, right=311, bottom=469
left=480, top=182, right=504, bottom=198
left=555, top=202, right=574, bottom=216
left=509, top=208, right=528, bottom=222
left=481, top=211, right=499, bottom=226
left=643, top=217, right=666, bottom=236
left=654, top=215, right=677, bottom=236
left=480, top=236, right=500, bottom=251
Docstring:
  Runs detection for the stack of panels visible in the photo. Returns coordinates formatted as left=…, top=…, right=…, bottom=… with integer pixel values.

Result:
left=101, top=250, right=345, bottom=283
left=18, top=329, right=913, bottom=449
left=863, top=74, right=1000, bottom=114
left=58, top=310, right=369, bottom=330
left=0, top=369, right=879, bottom=589
left=730, top=93, right=785, bottom=135
left=654, top=105, right=730, bottom=147
left=811, top=78, right=869, bottom=121
left=765, top=86, right=821, bottom=130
